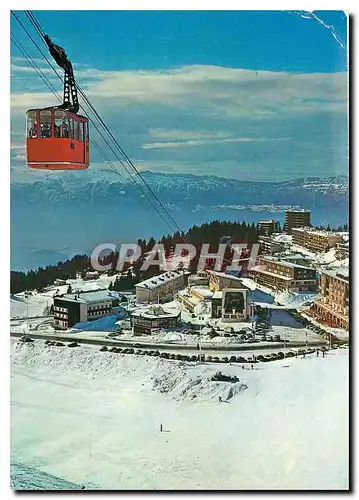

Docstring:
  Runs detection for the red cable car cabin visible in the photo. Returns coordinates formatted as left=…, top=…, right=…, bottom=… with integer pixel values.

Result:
left=26, top=108, right=89, bottom=170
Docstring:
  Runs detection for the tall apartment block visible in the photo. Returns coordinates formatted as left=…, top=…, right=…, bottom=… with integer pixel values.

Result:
left=284, top=209, right=311, bottom=234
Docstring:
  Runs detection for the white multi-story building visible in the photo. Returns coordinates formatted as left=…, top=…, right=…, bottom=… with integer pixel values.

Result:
left=135, top=270, right=189, bottom=303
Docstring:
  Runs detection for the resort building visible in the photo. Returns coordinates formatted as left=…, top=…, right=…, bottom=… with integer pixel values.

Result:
left=249, top=256, right=317, bottom=293
left=311, top=270, right=349, bottom=330
left=211, top=290, right=223, bottom=318
left=53, top=289, right=120, bottom=330
left=257, top=220, right=281, bottom=237
left=336, top=240, right=349, bottom=260
left=83, top=271, right=100, bottom=281
left=178, top=286, right=213, bottom=312
left=207, top=270, right=245, bottom=292
left=188, top=272, right=210, bottom=288
left=135, top=270, right=189, bottom=303
left=292, top=227, right=343, bottom=253
left=221, top=288, right=251, bottom=322
left=211, top=286, right=251, bottom=322
left=264, top=253, right=316, bottom=267
left=131, top=305, right=181, bottom=335
left=283, top=209, right=311, bottom=234
left=258, top=236, right=286, bottom=255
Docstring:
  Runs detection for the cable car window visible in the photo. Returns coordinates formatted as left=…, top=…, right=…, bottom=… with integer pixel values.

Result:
left=69, top=116, right=75, bottom=139
left=84, top=121, right=89, bottom=142
left=77, top=122, right=84, bottom=142
left=27, top=111, right=38, bottom=138
left=39, top=110, right=52, bottom=138
left=54, top=110, right=70, bottom=138
left=72, top=119, right=78, bottom=141
left=73, top=120, right=81, bottom=141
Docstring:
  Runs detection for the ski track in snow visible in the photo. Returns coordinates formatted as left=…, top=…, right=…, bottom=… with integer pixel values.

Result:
left=11, top=339, right=349, bottom=490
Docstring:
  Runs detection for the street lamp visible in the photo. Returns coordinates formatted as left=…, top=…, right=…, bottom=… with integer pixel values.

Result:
left=199, top=315, right=204, bottom=363
left=305, top=328, right=308, bottom=350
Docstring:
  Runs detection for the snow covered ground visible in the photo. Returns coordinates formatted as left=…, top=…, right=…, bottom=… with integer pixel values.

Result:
left=11, top=463, right=84, bottom=490
left=10, top=274, right=125, bottom=320
left=10, top=292, right=54, bottom=319
left=11, top=340, right=348, bottom=490
left=274, top=290, right=318, bottom=308
left=288, top=245, right=349, bottom=272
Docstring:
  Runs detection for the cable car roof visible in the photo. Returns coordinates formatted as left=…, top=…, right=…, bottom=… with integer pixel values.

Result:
left=26, top=107, right=88, bottom=122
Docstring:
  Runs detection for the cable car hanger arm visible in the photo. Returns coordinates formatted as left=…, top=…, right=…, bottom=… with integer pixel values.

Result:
left=44, top=34, right=79, bottom=114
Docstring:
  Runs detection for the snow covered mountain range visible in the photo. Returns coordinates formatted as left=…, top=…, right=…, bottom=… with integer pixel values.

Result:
left=12, top=171, right=348, bottom=208
left=11, top=172, right=349, bottom=270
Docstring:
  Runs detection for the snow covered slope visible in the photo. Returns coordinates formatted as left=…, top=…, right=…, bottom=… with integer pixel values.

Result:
left=11, top=340, right=348, bottom=490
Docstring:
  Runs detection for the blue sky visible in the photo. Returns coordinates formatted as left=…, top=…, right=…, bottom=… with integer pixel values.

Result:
left=10, top=10, right=348, bottom=183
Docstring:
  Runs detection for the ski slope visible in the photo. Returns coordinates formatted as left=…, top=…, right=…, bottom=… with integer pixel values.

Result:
left=11, top=340, right=349, bottom=490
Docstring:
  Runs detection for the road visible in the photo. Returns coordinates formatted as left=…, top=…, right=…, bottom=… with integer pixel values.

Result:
left=10, top=329, right=327, bottom=357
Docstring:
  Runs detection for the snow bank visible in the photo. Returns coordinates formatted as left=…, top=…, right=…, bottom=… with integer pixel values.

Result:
left=153, top=368, right=247, bottom=402
left=10, top=340, right=246, bottom=403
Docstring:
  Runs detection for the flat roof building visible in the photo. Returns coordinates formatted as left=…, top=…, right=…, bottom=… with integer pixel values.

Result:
left=249, top=256, right=318, bottom=293
left=258, top=235, right=286, bottom=256
left=207, top=270, right=245, bottom=292
left=178, top=286, right=214, bottom=313
left=135, top=270, right=189, bottom=304
left=292, top=227, right=343, bottom=253
left=131, top=305, right=181, bottom=335
left=53, top=289, right=120, bottom=330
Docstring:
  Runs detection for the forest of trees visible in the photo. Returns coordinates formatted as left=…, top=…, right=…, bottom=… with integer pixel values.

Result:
left=10, top=220, right=260, bottom=294
left=11, top=254, right=91, bottom=295
left=314, top=223, right=349, bottom=232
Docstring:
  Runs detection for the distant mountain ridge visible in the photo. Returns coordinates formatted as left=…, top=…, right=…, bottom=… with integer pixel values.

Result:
left=11, top=171, right=349, bottom=270
left=11, top=171, right=349, bottom=209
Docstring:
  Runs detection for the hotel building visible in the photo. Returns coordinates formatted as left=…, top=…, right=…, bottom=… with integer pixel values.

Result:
left=53, top=289, right=120, bottom=330
left=135, top=270, right=189, bottom=303
left=292, top=227, right=343, bottom=253
left=311, top=270, right=349, bottom=330
left=249, top=256, right=317, bottom=292
left=284, top=209, right=311, bottom=234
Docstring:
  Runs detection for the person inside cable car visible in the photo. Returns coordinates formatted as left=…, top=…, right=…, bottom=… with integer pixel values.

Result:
left=29, top=124, right=37, bottom=139
left=54, top=110, right=70, bottom=138
left=39, top=110, right=52, bottom=138
left=62, top=121, right=70, bottom=138
left=40, top=123, right=51, bottom=138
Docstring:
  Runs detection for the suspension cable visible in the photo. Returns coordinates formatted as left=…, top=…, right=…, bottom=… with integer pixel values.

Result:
left=20, top=10, right=185, bottom=236
left=11, top=33, right=129, bottom=186
left=12, top=11, right=181, bottom=232
left=12, top=11, right=255, bottom=269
